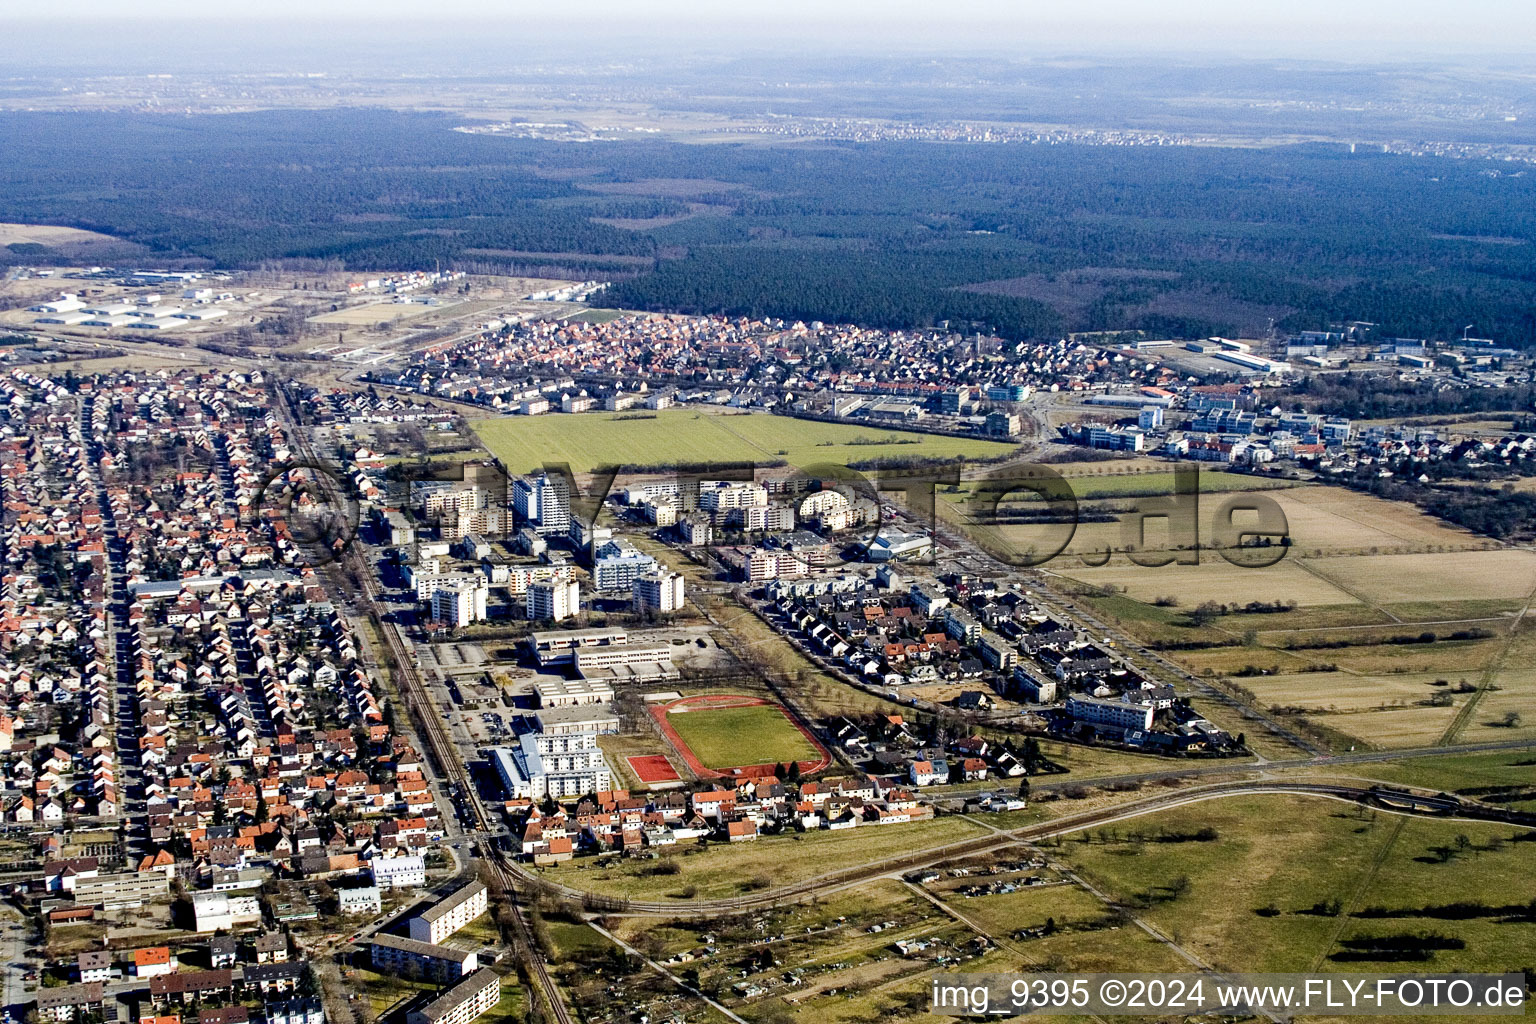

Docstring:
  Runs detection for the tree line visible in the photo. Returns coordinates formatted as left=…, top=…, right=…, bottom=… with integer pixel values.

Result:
left=4, top=110, right=1536, bottom=343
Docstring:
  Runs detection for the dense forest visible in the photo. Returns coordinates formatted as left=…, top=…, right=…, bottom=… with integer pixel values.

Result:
left=3, top=109, right=1536, bottom=343
left=1277, top=376, right=1536, bottom=419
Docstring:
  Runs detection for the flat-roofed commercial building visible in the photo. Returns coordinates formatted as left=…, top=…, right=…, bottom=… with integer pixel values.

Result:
left=532, top=676, right=615, bottom=707
left=28, top=296, right=85, bottom=313
left=526, top=627, right=628, bottom=666
left=570, top=644, right=678, bottom=682
left=530, top=704, right=619, bottom=736
left=191, top=891, right=261, bottom=932
left=72, top=869, right=170, bottom=909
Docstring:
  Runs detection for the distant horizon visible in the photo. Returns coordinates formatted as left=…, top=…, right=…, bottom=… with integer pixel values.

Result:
left=7, top=2, right=1536, bottom=68
left=0, top=34, right=1530, bottom=79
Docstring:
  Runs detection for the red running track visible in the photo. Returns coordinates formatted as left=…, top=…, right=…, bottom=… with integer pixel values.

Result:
left=648, top=693, right=832, bottom=781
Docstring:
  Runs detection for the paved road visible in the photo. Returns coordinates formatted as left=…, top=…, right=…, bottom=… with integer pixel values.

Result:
left=276, top=389, right=572, bottom=1024
left=0, top=913, right=29, bottom=1017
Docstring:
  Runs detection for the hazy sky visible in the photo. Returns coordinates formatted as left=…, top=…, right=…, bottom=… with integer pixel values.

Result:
left=11, top=0, right=1536, bottom=59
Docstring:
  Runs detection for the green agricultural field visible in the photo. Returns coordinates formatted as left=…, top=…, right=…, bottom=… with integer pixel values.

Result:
left=1055, top=793, right=1536, bottom=974
left=471, top=409, right=1015, bottom=474
left=946, top=468, right=1297, bottom=502
left=1357, top=751, right=1536, bottom=800
left=667, top=703, right=818, bottom=769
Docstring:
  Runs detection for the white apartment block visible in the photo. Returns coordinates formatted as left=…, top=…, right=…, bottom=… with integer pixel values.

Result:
left=621, top=480, right=682, bottom=504
left=513, top=473, right=570, bottom=536
left=591, top=538, right=657, bottom=592
left=406, top=968, right=501, bottom=1024
left=425, top=487, right=485, bottom=520
left=699, top=481, right=767, bottom=512
left=1065, top=694, right=1156, bottom=732
left=747, top=549, right=809, bottom=582
left=527, top=579, right=580, bottom=622
left=370, top=933, right=478, bottom=982
left=503, top=563, right=573, bottom=596
left=491, top=729, right=612, bottom=801
left=338, top=886, right=383, bottom=916
left=406, top=880, right=489, bottom=944
left=677, top=516, right=713, bottom=546
left=735, top=503, right=796, bottom=532
left=412, top=567, right=483, bottom=602
left=798, top=489, right=848, bottom=521
left=644, top=500, right=679, bottom=527
left=440, top=507, right=509, bottom=541
left=633, top=570, right=686, bottom=614
left=266, top=1002, right=325, bottom=1024
left=370, top=854, right=427, bottom=889
left=432, top=578, right=488, bottom=627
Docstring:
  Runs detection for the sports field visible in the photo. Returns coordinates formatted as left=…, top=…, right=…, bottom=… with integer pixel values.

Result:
left=653, top=694, right=829, bottom=776
left=471, top=409, right=1016, bottom=474
left=626, top=754, right=682, bottom=785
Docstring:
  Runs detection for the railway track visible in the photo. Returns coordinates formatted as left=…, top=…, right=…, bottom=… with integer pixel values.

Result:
left=509, top=780, right=1536, bottom=918
left=271, top=384, right=573, bottom=1024
left=268, top=383, right=1534, bottom=1015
